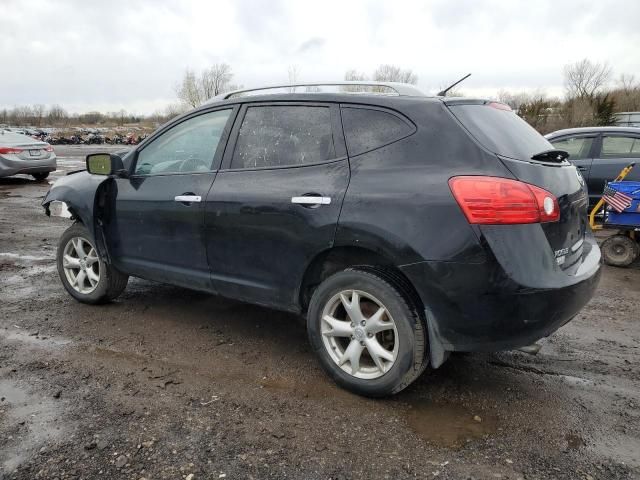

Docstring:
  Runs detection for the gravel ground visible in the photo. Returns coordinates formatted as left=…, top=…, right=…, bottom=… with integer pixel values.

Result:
left=1, top=146, right=639, bottom=480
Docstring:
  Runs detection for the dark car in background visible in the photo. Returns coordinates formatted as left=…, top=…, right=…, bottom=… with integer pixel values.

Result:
left=42, top=82, right=601, bottom=397
left=613, top=112, right=640, bottom=128
left=546, top=127, right=640, bottom=207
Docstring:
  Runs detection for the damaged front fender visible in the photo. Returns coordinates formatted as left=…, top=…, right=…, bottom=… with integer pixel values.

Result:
left=42, top=170, right=112, bottom=260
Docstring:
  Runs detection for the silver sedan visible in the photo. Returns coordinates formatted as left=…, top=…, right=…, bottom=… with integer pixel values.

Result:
left=0, top=130, right=57, bottom=181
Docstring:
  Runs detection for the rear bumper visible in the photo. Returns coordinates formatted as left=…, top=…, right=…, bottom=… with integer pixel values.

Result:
left=400, top=226, right=601, bottom=353
left=0, top=155, right=57, bottom=177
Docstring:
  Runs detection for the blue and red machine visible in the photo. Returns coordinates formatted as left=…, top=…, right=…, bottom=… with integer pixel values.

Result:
left=589, top=163, right=640, bottom=266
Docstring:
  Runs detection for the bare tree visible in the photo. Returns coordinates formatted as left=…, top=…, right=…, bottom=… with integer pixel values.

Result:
left=344, top=69, right=368, bottom=82
left=373, top=64, right=418, bottom=85
left=618, top=73, right=638, bottom=94
left=176, top=69, right=203, bottom=108
left=563, top=59, right=612, bottom=99
left=47, top=105, right=68, bottom=125
left=342, top=69, right=370, bottom=92
left=176, top=64, right=235, bottom=107
left=288, top=65, right=300, bottom=92
left=201, top=63, right=234, bottom=98
left=32, top=104, right=45, bottom=127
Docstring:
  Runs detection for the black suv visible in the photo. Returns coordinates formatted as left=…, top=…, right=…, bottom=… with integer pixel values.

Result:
left=43, top=82, right=601, bottom=397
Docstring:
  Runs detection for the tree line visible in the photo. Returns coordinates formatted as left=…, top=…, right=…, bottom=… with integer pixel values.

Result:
left=497, top=59, right=640, bottom=133
left=2, top=60, right=638, bottom=133
left=0, top=104, right=148, bottom=128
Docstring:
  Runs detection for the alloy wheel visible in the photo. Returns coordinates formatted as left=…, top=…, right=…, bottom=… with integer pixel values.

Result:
left=62, top=237, right=100, bottom=294
left=320, top=289, right=399, bottom=379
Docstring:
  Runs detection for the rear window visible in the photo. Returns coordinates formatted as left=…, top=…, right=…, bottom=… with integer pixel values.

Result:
left=549, top=136, right=594, bottom=160
left=232, top=105, right=335, bottom=169
left=341, top=107, right=414, bottom=156
left=448, top=103, right=553, bottom=161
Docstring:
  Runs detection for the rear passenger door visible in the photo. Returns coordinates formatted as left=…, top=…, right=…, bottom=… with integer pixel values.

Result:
left=589, top=134, right=640, bottom=202
left=204, top=102, right=349, bottom=310
left=548, top=134, right=597, bottom=182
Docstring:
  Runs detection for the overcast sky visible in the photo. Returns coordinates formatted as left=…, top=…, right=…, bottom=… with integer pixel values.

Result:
left=1, top=0, right=639, bottom=115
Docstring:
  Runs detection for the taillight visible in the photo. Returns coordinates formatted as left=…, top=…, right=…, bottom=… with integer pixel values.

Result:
left=449, top=176, right=560, bottom=224
left=0, top=147, right=23, bottom=154
left=45, top=144, right=54, bottom=152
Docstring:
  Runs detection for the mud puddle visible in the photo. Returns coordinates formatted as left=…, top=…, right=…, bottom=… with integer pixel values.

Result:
left=0, top=379, right=69, bottom=473
left=403, top=399, right=497, bottom=448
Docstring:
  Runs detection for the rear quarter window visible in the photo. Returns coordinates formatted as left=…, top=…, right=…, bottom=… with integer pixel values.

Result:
left=341, top=106, right=415, bottom=157
left=448, top=103, right=553, bottom=161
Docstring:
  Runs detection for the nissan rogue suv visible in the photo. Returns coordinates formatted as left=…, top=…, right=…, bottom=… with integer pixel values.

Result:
left=43, top=82, right=601, bottom=397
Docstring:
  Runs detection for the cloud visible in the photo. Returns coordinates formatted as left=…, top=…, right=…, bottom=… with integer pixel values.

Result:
left=0, top=0, right=638, bottom=114
left=297, top=37, right=326, bottom=54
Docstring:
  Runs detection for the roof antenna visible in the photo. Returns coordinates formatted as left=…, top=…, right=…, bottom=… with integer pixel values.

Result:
left=437, top=73, right=471, bottom=97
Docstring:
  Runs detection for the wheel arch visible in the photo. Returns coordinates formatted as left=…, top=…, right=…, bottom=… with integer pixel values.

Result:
left=42, top=171, right=112, bottom=261
left=297, top=245, right=424, bottom=315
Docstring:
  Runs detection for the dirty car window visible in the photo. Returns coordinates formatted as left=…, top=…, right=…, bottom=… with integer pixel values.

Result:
left=135, top=109, right=231, bottom=175
left=231, top=106, right=335, bottom=169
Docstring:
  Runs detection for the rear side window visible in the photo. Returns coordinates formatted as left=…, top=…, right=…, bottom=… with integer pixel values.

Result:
left=449, top=103, right=553, bottom=161
left=601, top=136, right=640, bottom=158
left=549, top=136, right=594, bottom=160
left=341, top=107, right=414, bottom=156
left=231, top=105, right=335, bottom=169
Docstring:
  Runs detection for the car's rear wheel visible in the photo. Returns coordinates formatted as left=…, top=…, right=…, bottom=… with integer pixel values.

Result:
left=57, top=223, right=129, bottom=304
left=601, top=234, right=639, bottom=267
left=307, top=268, right=427, bottom=397
left=32, top=172, right=49, bottom=181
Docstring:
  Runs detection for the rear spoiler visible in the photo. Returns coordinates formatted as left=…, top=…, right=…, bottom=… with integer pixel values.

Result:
left=531, top=149, right=569, bottom=163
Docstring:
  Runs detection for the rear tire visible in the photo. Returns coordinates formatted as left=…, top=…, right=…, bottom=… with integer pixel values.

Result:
left=57, top=223, right=128, bottom=304
left=307, top=268, right=428, bottom=397
left=601, top=234, right=639, bottom=267
left=32, top=172, right=49, bottom=182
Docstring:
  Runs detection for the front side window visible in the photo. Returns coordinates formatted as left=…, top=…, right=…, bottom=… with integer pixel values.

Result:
left=135, top=109, right=232, bottom=175
left=549, top=136, right=594, bottom=160
left=231, top=105, right=335, bottom=169
left=601, top=136, right=640, bottom=158
left=341, top=107, right=414, bottom=157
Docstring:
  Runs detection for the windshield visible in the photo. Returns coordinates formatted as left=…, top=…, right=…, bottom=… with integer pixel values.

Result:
left=448, top=103, right=554, bottom=161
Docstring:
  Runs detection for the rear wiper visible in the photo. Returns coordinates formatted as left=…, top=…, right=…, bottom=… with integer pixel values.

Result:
left=531, top=149, right=569, bottom=162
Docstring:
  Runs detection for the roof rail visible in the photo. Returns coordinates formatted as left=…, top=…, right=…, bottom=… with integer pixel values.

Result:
left=209, top=81, right=426, bottom=102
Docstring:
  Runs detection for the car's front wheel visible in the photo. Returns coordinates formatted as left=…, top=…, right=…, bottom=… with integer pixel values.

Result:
left=57, top=223, right=128, bottom=304
left=32, top=172, right=50, bottom=182
left=307, top=268, right=428, bottom=397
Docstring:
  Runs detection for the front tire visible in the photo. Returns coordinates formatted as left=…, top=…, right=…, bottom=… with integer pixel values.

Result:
left=32, top=172, right=50, bottom=181
left=307, top=268, right=428, bottom=397
left=56, top=223, right=128, bottom=304
left=601, top=234, right=638, bottom=267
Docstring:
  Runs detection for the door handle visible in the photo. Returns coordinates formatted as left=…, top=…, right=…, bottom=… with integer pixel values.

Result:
left=174, top=195, right=202, bottom=203
left=577, top=166, right=588, bottom=171
left=291, top=196, right=331, bottom=205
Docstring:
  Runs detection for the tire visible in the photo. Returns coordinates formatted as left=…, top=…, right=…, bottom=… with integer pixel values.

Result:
left=307, top=268, right=428, bottom=397
left=32, top=172, right=49, bottom=181
left=601, top=234, right=639, bottom=267
left=56, top=223, right=128, bottom=304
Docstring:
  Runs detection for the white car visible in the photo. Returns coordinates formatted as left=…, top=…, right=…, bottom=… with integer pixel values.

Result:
left=0, top=130, right=56, bottom=181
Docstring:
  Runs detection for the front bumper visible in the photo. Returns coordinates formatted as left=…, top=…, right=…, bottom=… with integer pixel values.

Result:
left=400, top=227, right=601, bottom=354
left=0, top=154, right=57, bottom=177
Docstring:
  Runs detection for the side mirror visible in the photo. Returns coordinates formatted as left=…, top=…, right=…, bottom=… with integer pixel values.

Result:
left=86, top=153, right=128, bottom=177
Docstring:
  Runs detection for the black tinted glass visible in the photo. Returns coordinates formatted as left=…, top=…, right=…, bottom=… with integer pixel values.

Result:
left=341, top=107, right=414, bottom=156
left=449, top=104, right=553, bottom=161
left=232, top=106, right=335, bottom=169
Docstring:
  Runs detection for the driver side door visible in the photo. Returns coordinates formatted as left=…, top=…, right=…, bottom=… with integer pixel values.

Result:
left=107, top=107, right=236, bottom=291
